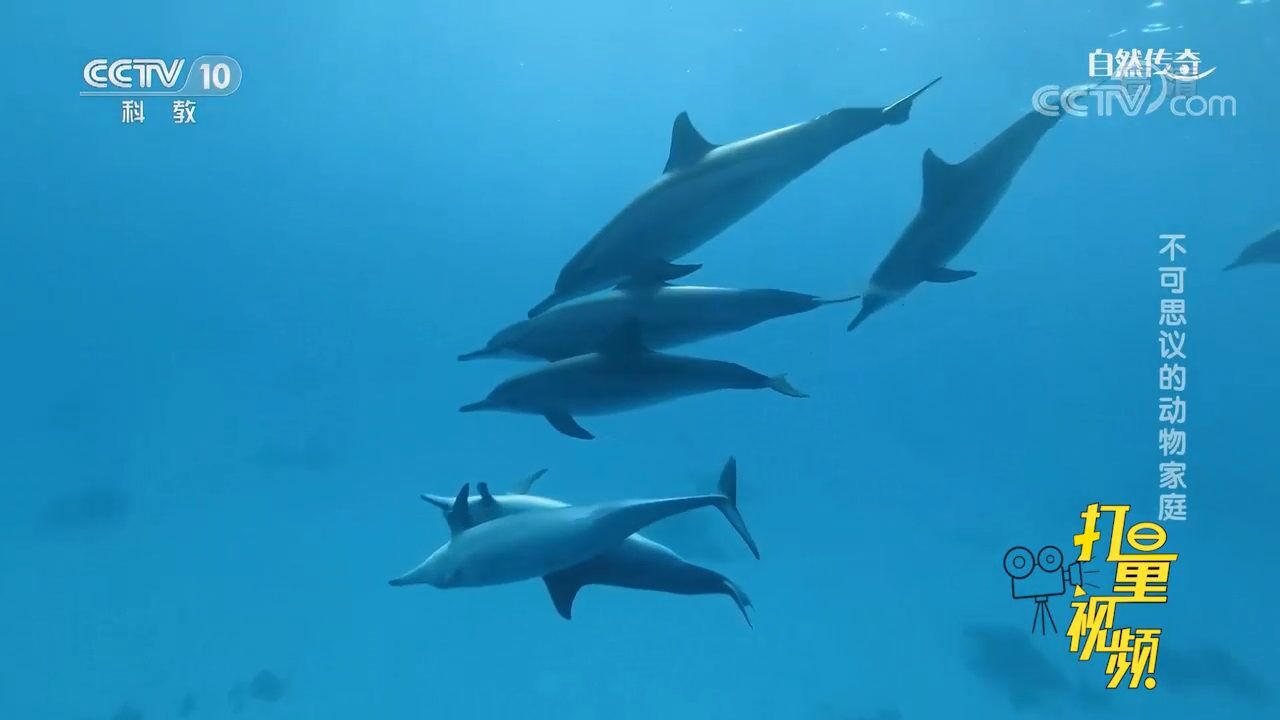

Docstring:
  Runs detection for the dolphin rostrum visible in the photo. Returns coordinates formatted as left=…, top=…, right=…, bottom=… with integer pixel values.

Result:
left=1224, top=228, right=1280, bottom=271
left=418, top=458, right=758, bottom=625
left=846, top=102, right=1067, bottom=331
left=527, top=77, right=942, bottom=317
left=459, top=319, right=806, bottom=439
left=461, top=285, right=858, bottom=362
left=388, top=484, right=743, bottom=594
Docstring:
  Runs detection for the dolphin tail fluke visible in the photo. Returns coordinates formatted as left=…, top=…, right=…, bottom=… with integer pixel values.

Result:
left=527, top=293, right=561, bottom=318
left=721, top=576, right=754, bottom=628
left=882, top=76, right=942, bottom=125
left=713, top=457, right=760, bottom=559
left=766, top=374, right=808, bottom=399
left=815, top=293, right=861, bottom=305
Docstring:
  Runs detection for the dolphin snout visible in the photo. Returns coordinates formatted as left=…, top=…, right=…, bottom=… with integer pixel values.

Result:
left=459, top=400, right=491, bottom=413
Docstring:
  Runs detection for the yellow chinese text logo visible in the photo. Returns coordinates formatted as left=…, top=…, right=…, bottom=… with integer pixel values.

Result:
left=1067, top=503, right=1178, bottom=690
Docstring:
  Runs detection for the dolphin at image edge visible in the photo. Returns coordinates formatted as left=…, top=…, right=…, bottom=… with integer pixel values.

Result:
left=1224, top=227, right=1280, bottom=270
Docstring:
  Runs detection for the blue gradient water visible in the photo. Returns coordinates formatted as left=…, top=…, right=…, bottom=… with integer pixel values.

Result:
left=1, top=1, right=1276, bottom=718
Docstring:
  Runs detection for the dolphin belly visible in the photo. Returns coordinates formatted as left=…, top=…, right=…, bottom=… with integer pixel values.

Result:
left=586, top=163, right=801, bottom=275
left=586, top=535, right=731, bottom=593
left=523, top=356, right=754, bottom=416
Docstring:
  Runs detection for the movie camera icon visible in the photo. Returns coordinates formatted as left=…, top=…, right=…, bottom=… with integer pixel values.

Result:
left=1003, top=545, right=1097, bottom=635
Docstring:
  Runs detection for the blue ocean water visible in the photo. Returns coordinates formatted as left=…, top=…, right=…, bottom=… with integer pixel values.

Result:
left=1, top=1, right=1276, bottom=718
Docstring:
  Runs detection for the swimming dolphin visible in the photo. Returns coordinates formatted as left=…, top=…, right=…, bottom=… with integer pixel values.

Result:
left=388, top=484, right=741, bottom=592
left=526, top=77, right=942, bottom=317
left=1224, top=228, right=1280, bottom=270
left=846, top=103, right=1066, bottom=331
left=419, top=458, right=758, bottom=624
left=459, top=319, right=806, bottom=439
left=461, top=285, right=859, bottom=362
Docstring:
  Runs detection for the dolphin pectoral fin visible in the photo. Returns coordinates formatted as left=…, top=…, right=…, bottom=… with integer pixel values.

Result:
left=660, top=262, right=702, bottom=281
left=638, top=261, right=702, bottom=284
left=715, top=457, right=761, bottom=559
left=457, top=347, right=495, bottom=361
left=766, top=374, right=808, bottom=399
left=663, top=112, right=717, bottom=173
left=510, top=468, right=548, bottom=495
left=882, top=76, right=942, bottom=125
left=923, top=267, right=977, bottom=283
left=614, top=262, right=701, bottom=291
left=446, top=483, right=473, bottom=535
left=545, top=412, right=594, bottom=440
left=816, top=293, right=861, bottom=305
left=542, top=571, right=587, bottom=620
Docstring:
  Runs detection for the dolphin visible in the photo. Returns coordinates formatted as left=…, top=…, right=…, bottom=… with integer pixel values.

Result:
left=461, top=285, right=859, bottom=362
left=419, top=458, right=758, bottom=624
left=388, top=484, right=741, bottom=593
left=1224, top=228, right=1280, bottom=270
left=846, top=102, right=1067, bottom=331
left=527, top=77, right=942, bottom=317
left=459, top=319, right=806, bottom=439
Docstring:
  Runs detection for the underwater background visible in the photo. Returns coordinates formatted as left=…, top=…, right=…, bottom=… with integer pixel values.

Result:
left=1, top=1, right=1277, bottom=718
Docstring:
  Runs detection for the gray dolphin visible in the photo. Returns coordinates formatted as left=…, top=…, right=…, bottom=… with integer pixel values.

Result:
left=1224, top=228, right=1280, bottom=270
left=388, top=484, right=738, bottom=592
left=527, top=77, right=942, bottom=317
left=461, top=285, right=859, bottom=362
left=459, top=320, right=806, bottom=439
left=847, top=103, right=1067, bottom=331
left=419, top=458, right=757, bottom=625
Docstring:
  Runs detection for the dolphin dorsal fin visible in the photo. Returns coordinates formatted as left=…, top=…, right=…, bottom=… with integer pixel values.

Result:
left=511, top=469, right=548, bottom=495
left=664, top=112, right=716, bottom=173
left=598, top=317, right=650, bottom=356
left=446, top=483, right=472, bottom=535
left=477, top=482, right=497, bottom=505
left=921, top=149, right=961, bottom=210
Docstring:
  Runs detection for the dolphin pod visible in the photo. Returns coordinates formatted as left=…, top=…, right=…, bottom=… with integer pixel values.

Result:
left=460, top=319, right=806, bottom=440
left=414, top=458, right=758, bottom=625
left=526, top=77, right=942, bottom=317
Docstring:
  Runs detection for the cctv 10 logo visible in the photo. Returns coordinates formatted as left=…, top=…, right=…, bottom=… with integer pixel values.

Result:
left=81, top=55, right=242, bottom=97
